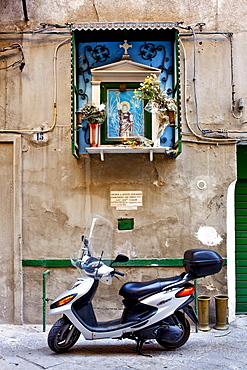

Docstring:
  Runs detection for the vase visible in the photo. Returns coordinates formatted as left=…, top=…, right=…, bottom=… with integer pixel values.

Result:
left=144, top=100, right=154, bottom=113
left=168, top=111, right=175, bottom=126
left=198, top=295, right=211, bottom=331
left=214, top=295, right=229, bottom=330
left=76, top=111, right=83, bottom=125
left=89, top=123, right=100, bottom=147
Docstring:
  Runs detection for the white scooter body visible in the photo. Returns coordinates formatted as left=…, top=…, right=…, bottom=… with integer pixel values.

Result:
left=49, top=274, right=191, bottom=340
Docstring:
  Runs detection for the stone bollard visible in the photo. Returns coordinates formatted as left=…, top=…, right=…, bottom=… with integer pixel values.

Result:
left=214, top=295, right=229, bottom=330
left=198, top=295, right=211, bottom=331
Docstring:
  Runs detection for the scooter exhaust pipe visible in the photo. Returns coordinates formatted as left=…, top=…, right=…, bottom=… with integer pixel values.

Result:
left=155, top=325, right=183, bottom=342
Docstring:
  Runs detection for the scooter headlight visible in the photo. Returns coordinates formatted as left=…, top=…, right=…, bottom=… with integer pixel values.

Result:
left=83, top=257, right=103, bottom=276
left=50, top=293, right=77, bottom=309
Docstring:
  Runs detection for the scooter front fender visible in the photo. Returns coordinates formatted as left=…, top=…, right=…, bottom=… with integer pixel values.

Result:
left=49, top=276, right=94, bottom=316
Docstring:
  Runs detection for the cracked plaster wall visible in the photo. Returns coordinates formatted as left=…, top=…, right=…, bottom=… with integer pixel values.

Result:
left=1, top=1, right=247, bottom=32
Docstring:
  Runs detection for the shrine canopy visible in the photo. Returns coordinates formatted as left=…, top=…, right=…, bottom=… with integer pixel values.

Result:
left=70, top=21, right=183, bottom=32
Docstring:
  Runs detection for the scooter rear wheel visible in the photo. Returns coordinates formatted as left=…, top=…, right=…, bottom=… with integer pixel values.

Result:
left=48, top=317, right=81, bottom=353
left=156, top=311, right=190, bottom=350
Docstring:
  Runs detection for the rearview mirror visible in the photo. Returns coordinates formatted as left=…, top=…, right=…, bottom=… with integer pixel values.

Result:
left=110, top=254, right=129, bottom=266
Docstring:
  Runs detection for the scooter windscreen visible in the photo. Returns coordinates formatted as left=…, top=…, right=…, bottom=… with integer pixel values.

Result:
left=70, top=214, right=114, bottom=284
left=84, top=213, right=113, bottom=257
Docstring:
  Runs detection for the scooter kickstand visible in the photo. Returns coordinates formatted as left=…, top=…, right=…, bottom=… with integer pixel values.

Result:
left=136, top=339, right=152, bottom=357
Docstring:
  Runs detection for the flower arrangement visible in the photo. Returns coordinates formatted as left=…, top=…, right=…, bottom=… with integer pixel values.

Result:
left=121, top=136, right=153, bottom=148
left=134, top=74, right=177, bottom=137
left=80, top=103, right=106, bottom=125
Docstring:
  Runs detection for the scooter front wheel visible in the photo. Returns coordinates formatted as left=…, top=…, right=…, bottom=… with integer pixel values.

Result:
left=48, top=317, right=81, bottom=353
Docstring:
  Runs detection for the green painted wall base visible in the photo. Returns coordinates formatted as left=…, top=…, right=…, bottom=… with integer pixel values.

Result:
left=22, top=258, right=226, bottom=268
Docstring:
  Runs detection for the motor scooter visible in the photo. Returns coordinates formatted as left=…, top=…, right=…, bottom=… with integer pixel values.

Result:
left=48, top=214, right=223, bottom=355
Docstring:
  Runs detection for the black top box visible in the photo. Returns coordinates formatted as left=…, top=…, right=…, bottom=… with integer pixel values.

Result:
left=183, top=248, right=223, bottom=278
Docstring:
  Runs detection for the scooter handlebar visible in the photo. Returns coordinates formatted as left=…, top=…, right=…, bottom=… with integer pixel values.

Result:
left=114, top=270, right=125, bottom=277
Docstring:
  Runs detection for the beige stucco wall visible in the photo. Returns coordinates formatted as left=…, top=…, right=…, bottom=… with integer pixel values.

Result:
left=1, top=1, right=247, bottom=32
left=1, top=1, right=246, bottom=324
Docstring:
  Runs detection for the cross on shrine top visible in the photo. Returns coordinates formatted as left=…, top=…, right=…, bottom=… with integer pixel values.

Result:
left=120, top=40, right=132, bottom=59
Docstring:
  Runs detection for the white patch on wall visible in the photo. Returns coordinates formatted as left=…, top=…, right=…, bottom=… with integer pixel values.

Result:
left=195, top=226, right=223, bottom=246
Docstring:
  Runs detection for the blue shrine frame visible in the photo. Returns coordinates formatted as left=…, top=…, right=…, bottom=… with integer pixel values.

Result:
left=71, top=23, right=181, bottom=158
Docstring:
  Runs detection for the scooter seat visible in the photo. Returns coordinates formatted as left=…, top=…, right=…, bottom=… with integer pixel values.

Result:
left=119, top=275, right=183, bottom=300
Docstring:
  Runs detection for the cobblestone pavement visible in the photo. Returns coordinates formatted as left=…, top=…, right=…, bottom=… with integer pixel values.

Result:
left=0, top=316, right=247, bottom=369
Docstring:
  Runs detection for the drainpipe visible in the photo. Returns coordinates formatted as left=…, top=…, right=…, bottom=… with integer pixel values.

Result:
left=42, top=270, right=50, bottom=332
left=22, top=0, right=29, bottom=21
left=194, top=279, right=198, bottom=332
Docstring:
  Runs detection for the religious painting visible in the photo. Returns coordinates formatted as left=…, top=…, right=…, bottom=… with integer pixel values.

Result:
left=101, top=83, right=151, bottom=143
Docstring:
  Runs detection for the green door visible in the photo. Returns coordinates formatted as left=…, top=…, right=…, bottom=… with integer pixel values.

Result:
left=235, top=145, right=247, bottom=313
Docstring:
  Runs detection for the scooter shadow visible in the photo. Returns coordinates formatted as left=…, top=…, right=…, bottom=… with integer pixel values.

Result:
left=52, top=340, right=178, bottom=357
